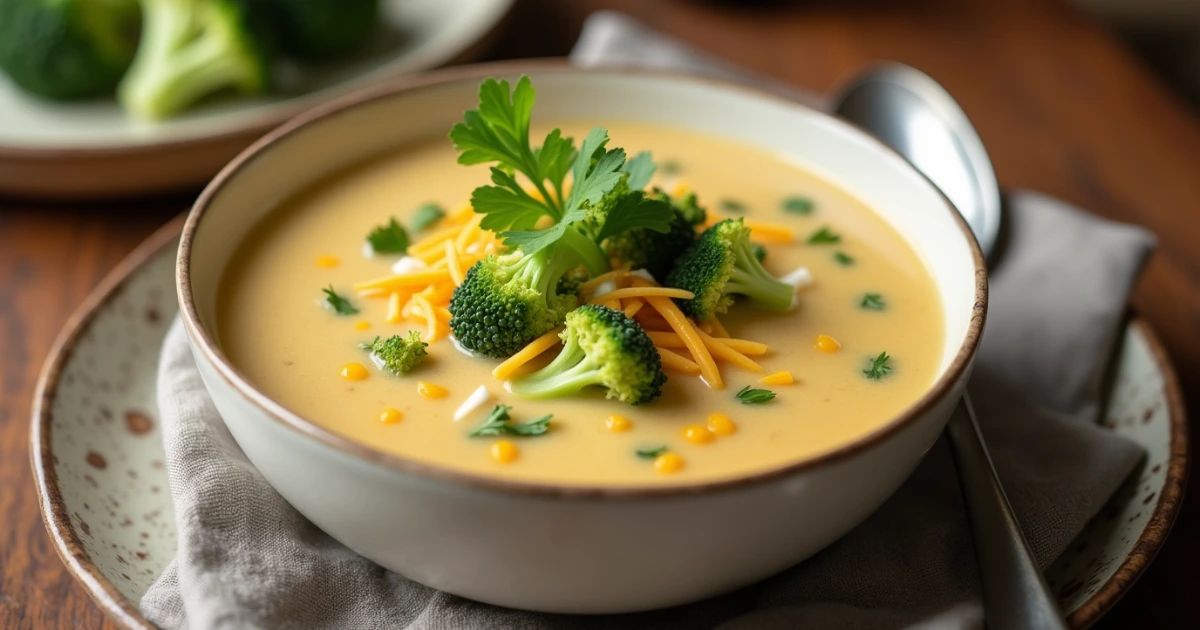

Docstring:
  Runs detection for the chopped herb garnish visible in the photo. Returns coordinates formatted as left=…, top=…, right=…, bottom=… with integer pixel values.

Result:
left=860, top=293, right=886, bottom=311
left=863, top=352, right=894, bottom=380
left=736, top=385, right=776, bottom=404
left=410, top=203, right=445, bottom=232
left=782, top=196, right=814, bottom=214
left=659, top=160, right=682, bottom=175
left=366, top=217, right=410, bottom=254
left=720, top=199, right=746, bottom=213
left=322, top=286, right=358, bottom=315
left=468, top=405, right=551, bottom=437
left=636, top=446, right=668, bottom=459
left=807, top=226, right=841, bottom=244
left=833, top=251, right=855, bottom=266
left=751, top=243, right=768, bottom=263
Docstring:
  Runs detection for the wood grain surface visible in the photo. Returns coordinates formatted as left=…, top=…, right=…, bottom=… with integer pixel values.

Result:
left=2, top=0, right=1195, bottom=627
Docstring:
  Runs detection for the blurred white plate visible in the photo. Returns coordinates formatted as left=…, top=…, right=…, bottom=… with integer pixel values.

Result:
left=0, top=0, right=512, bottom=199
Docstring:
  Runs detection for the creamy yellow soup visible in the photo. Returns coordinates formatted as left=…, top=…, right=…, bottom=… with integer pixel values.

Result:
left=219, top=122, right=944, bottom=486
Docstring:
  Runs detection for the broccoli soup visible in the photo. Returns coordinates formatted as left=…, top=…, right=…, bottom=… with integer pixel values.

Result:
left=219, top=79, right=944, bottom=486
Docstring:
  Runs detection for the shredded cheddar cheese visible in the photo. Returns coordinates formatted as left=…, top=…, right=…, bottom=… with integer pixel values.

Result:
left=645, top=295, right=722, bottom=388
left=695, top=327, right=764, bottom=373
left=492, top=327, right=563, bottom=380
left=655, top=347, right=701, bottom=375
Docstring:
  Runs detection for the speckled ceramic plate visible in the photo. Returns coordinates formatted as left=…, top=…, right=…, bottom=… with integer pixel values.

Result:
left=32, top=220, right=1188, bottom=628
left=0, top=0, right=512, bottom=199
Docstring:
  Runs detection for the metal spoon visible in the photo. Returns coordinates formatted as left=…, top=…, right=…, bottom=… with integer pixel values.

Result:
left=833, top=65, right=1069, bottom=630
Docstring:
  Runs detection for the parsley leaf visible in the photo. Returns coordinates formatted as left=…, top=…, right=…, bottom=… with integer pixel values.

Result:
left=593, top=191, right=673, bottom=243
left=736, top=385, right=776, bottom=404
left=833, top=251, right=855, bottom=266
left=720, top=199, right=746, bottom=213
left=410, top=203, right=445, bottom=232
left=566, top=127, right=626, bottom=211
left=863, top=352, right=893, bottom=380
left=860, top=293, right=886, bottom=311
left=366, top=218, right=410, bottom=254
left=322, top=286, right=358, bottom=315
left=808, top=226, right=841, bottom=244
left=468, top=405, right=551, bottom=437
left=783, top=196, right=814, bottom=214
left=636, top=446, right=668, bottom=459
left=622, top=151, right=657, bottom=190
left=470, top=168, right=550, bottom=233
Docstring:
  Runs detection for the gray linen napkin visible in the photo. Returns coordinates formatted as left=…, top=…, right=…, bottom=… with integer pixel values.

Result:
left=142, top=13, right=1156, bottom=629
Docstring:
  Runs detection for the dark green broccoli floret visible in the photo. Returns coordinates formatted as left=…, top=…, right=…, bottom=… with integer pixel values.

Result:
left=666, top=218, right=795, bottom=320
left=449, top=227, right=607, bottom=358
left=0, top=0, right=140, bottom=100
left=511, top=305, right=666, bottom=405
left=360, top=331, right=427, bottom=375
left=602, top=188, right=708, bottom=280
left=556, top=267, right=589, bottom=296
left=262, top=0, right=378, bottom=61
left=118, top=0, right=273, bottom=119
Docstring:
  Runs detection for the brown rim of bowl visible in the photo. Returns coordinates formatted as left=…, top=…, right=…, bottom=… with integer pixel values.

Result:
left=176, top=59, right=989, bottom=498
left=1067, top=318, right=1190, bottom=629
left=32, top=218, right=1187, bottom=630
left=0, top=1, right=512, bottom=161
left=30, top=215, right=184, bottom=630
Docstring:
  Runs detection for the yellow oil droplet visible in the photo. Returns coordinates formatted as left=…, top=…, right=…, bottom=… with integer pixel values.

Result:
left=814, top=334, right=841, bottom=353
left=354, top=320, right=372, bottom=331
left=760, top=370, right=794, bottom=386
left=315, top=255, right=340, bottom=268
left=340, top=363, right=369, bottom=381
left=491, top=440, right=519, bottom=463
left=682, top=424, right=714, bottom=444
left=417, top=381, right=449, bottom=399
left=707, top=413, right=737, bottom=436
left=654, top=453, right=684, bottom=474
left=379, top=408, right=402, bottom=424
left=605, top=414, right=632, bottom=432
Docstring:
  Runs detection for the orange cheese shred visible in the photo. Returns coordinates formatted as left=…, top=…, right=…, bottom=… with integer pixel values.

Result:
left=742, top=218, right=795, bottom=243
left=695, top=327, right=764, bottom=372
left=646, top=332, right=768, bottom=356
left=645, top=296, right=722, bottom=388
left=386, top=292, right=403, bottom=323
left=354, top=269, right=451, bottom=293
left=589, top=287, right=694, bottom=303
left=445, top=240, right=465, bottom=286
left=656, top=347, right=701, bottom=375
left=492, top=328, right=563, bottom=380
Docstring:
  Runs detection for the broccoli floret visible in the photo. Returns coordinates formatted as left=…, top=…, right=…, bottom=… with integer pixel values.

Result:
left=511, top=305, right=666, bottom=405
left=602, top=189, right=708, bottom=279
left=360, top=331, right=427, bottom=375
left=449, top=227, right=607, bottom=358
left=0, top=0, right=140, bottom=100
left=665, top=218, right=795, bottom=320
left=556, top=267, right=589, bottom=296
left=262, top=0, right=378, bottom=61
left=118, top=0, right=273, bottom=119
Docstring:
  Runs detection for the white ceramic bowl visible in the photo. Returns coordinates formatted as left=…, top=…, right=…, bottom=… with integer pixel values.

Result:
left=177, top=62, right=987, bottom=614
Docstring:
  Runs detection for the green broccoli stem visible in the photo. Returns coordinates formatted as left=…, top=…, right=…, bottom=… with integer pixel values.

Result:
left=509, top=339, right=603, bottom=399
left=725, top=240, right=795, bottom=311
left=557, top=225, right=611, bottom=277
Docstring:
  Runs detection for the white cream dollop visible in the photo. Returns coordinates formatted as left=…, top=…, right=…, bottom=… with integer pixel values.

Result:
left=454, top=386, right=492, bottom=422
left=391, top=256, right=428, bottom=275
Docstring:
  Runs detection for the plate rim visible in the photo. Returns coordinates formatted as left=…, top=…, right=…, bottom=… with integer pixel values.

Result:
left=0, top=0, right=515, bottom=160
left=30, top=224, right=1188, bottom=630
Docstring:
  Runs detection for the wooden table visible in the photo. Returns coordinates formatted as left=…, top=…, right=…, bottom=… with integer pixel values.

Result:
left=2, top=0, right=1195, bottom=626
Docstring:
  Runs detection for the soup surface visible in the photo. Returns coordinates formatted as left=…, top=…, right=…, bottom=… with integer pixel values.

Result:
left=219, top=121, right=944, bottom=486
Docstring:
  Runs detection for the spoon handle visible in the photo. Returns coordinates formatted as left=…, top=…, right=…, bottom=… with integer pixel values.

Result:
left=946, top=395, right=1069, bottom=630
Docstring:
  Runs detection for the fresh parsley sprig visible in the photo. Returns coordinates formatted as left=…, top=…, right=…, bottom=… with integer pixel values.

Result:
left=833, top=251, right=855, bottom=266
left=322, top=286, right=358, bottom=315
left=863, top=352, right=894, bottom=380
left=410, top=203, right=445, bottom=232
left=860, top=293, right=886, bottom=311
left=808, top=226, right=841, bottom=244
left=736, top=386, right=776, bottom=404
left=468, top=405, right=551, bottom=437
left=636, top=446, right=668, bottom=459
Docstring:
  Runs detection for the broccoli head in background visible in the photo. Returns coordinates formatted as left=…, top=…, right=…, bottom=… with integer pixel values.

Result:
left=263, top=0, right=378, bottom=61
left=118, top=0, right=273, bottom=119
left=666, top=218, right=795, bottom=320
left=449, top=227, right=607, bottom=358
left=510, top=305, right=666, bottom=405
left=0, top=0, right=141, bottom=100
left=602, top=188, right=708, bottom=280
left=360, top=331, right=427, bottom=375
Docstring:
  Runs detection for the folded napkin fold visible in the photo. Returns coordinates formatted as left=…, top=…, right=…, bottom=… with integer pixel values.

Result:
left=142, top=13, right=1156, bottom=629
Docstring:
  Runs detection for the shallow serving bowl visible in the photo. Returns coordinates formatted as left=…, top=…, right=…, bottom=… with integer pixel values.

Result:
left=176, top=62, right=987, bottom=613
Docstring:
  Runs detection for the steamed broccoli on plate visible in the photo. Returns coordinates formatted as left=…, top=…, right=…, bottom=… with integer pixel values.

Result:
left=0, top=0, right=141, bottom=99
left=666, top=218, right=796, bottom=320
left=510, top=305, right=667, bottom=405
left=263, top=0, right=379, bottom=61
